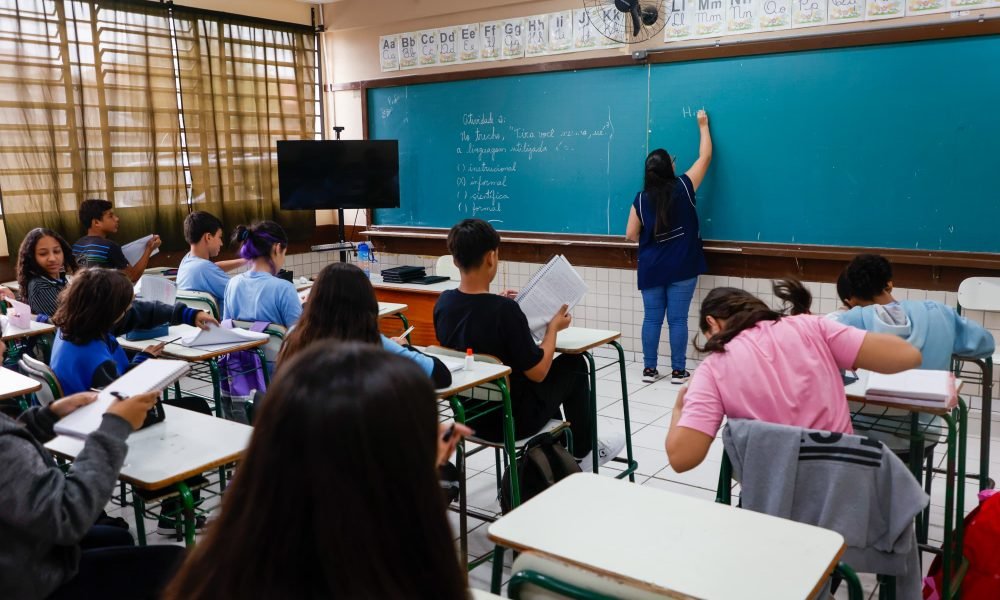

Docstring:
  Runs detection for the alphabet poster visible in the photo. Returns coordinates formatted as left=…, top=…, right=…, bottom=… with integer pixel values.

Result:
left=525, top=15, right=549, bottom=57
left=548, top=11, right=573, bottom=53
left=417, top=29, right=438, bottom=66
left=480, top=21, right=501, bottom=61
left=690, top=0, right=727, bottom=38
left=379, top=35, right=399, bottom=72
left=906, top=0, right=949, bottom=13
left=866, top=0, right=904, bottom=18
left=759, top=0, right=792, bottom=30
left=828, top=0, right=865, bottom=23
left=665, top=0, right=693, bottom=41
left=792, top=0, right=828, bottom=26
left=727, top=0, right=757, bottom=33
left=501, top=18, right=525, bottom=59
left=438, top=27, right=457, bottom=64
left=573, top=8, right=599, bottom=50
left=458, top=24, right=480, bottom=63
left=398, top=32, right=418, bottom=70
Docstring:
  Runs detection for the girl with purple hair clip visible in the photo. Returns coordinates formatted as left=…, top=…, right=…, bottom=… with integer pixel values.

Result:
left=222, top=221, right=302, bottom=328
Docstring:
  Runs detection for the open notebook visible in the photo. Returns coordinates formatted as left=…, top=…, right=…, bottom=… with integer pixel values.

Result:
left=180, top=323, right=269, bottom=347
left=861, top=369, right=958, bottom=409
left=515, top=255, right=588, bottom=340
left=53, top=359, right=190, bottom=438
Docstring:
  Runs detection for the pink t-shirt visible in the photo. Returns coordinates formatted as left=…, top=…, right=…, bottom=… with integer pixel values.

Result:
left=677, top=314, right=866, bottom=438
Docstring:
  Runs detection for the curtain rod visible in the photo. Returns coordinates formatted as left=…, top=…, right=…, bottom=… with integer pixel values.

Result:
left=107, top=0, right=316, bottom=34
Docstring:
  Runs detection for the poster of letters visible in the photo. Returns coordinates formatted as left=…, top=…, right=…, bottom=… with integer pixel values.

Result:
left=664, top=0, right=694, bottom=41
left=792, top=0, right=828, bottom=26
left=905, top=0, right=949, bottom=14
left=690, top=0, right=727, bottom=38
left=417, top=29, right=438, bottom=67
left=525, top=15, right=548, bottom=57
left=480, top=21, right=501, bottom=61
left=548, top=11, right=573, bottom=53
left=458, top=24, right=480, bottom=63
left=949, top=0, right=994, bottom=8
left=727, top=0, right=758, bottom=33
left=438, top=27, right=458, bottom=64
left=866, top=0, right=904, bottom=18
left=828, top=0, right=865, bottom=23
left=398, top=32, right=418, bottom=69
left=379, top=35, right=399, bottom=72
left=501, top=18, right=525, bottom=59
left=590, top=7, right=627, bottom=47
left=759, top=0, right=792, bottom=30
left=573, top=8, right=600, bottom=50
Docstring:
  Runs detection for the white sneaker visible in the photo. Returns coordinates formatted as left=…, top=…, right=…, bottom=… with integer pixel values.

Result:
left=578, top=432, right=627, bottom=468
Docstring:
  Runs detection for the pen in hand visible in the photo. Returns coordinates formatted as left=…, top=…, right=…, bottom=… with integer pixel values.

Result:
left=110, top=391, right=129, bottom=401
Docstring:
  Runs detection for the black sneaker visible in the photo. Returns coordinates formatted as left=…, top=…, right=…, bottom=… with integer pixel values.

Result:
left=157, top=514, right=207, bottom=537
left=671, top=370, right=691, bottom=384
left=642, top=368, right=663, bottom=384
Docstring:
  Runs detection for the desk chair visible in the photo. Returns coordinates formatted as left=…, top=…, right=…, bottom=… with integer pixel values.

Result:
left=17, top=354, right=61, bottom=407
left=176, top=290, right=221, bottom=321
left=436, top=255, right=461, bottom=281
left=954, top=276, right=1000, bottom=490
left=509, top=551, right=670, bottom=600
left=229, top=319, right=286, bottom=367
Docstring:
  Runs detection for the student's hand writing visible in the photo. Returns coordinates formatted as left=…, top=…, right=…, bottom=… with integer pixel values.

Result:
left=142, top=341, right=167, bottom=357
left=106, top=390, right=161, bottom=431
left=194, top=311, right=219, bottom=330
left=500, top=289, right=519, bottom=299
left=49, top=392, right=98, bottom=418
left=437, top=422, right=474, bottom=467
left=697, top=109, right=709, bottom=127
left=146, top=235, right=162, bottom=251
left=546, top=304, right=572, bottom=333
left=389, top=336, right=408, bottom=346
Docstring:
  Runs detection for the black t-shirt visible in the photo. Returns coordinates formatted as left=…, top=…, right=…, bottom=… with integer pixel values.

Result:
left=72, top=235, right=129, bottom=269
left=433, top=290, right=544, bottom=388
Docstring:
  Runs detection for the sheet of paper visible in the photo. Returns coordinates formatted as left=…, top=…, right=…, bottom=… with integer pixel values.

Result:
left=134, top=275, right=177, bottom=305
left=180, top=323, right=268, bottom=347
left=379, top=35, right=399, bottom=72
left=120, top=234, right=159, bottom=267
left=436, top=354, right=466, bottom=373
left=6, top=298, right=31, bottom=328
left=524, top=15, right=548, bottom=57
left=516, top=255, right=589, bottom=340
left=547, top=11, right=574, bottom=53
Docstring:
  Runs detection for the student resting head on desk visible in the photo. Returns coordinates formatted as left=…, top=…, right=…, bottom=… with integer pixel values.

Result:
left=223, top=221, right=301, bottom=328
left=666, top=279, right=923, bottom=472
left=163, top=343, right=472, bottom=599
left=434, top=218, right=625, bottom=468
left=0, top=337, right=183, bottom=600
left=277, top=262, right=453, bottom=388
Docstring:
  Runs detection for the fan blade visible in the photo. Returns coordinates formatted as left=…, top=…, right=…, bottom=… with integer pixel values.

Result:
left=630, top=5, right=642, bottom=36
left=614, top=0, right=637, bottom=11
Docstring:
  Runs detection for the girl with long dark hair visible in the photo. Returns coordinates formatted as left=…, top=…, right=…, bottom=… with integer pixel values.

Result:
left=626, top=110, right=713, bottom=385
left=163, top=343, right=471, bottom=599
left=16, top=227, right=79, bottom=317
left=222, top=221, right=301, bottom=327
left=278, top=262, right=452, bottom=388
left=665, top=279, right=923, bottom=472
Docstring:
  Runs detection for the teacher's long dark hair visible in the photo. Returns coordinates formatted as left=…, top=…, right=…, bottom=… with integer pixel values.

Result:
left=644, top=148, right=676, bottom=235
left=163, top=343, right=468, bottom=600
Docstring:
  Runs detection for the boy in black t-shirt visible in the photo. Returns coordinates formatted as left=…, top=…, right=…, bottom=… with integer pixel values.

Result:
left=73, top=199, right=160, bottom=283
left=433, top=219, right=625, bottom=467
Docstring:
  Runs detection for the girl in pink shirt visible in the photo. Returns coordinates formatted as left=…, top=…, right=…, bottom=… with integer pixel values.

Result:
left=666, top=279, right=922, bottom=472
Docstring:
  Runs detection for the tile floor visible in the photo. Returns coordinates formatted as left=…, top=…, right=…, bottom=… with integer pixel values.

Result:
left=101, top=359, right=1000, bottom=599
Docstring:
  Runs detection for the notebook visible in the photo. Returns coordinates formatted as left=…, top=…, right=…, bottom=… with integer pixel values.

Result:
left=120, top=234, right=159, bottom=267
left=515, top=255, right=588, bottom=340
left=53, top=359, right=190, bottom=438
left=134, top=275, right=177, bottom=305
left=435, top=354, right=466, bottom=373
left=862, top=369, right=958, bottom=409
left=180, top=323, right=269, bottom=347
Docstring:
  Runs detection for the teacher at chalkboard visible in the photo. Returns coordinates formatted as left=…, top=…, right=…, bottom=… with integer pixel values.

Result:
left=625, top=109, right=713, bottom=385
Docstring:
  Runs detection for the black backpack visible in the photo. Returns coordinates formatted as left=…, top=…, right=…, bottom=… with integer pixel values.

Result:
left=500, top=432, right=582, bottom=514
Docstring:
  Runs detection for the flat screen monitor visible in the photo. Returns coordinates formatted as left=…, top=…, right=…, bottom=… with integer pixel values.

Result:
left=277, top=140, right=400, bottom=210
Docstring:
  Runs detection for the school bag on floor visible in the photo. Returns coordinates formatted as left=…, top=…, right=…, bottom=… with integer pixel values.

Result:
left=499, top=432, right=581, bottom=514
left=217, top=320, right=268, bottom=424
left=923, top=490, right=1000, bottom=599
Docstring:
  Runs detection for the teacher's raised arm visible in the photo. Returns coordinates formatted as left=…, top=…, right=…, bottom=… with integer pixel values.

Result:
left=625, top=111, right=711, bottom=386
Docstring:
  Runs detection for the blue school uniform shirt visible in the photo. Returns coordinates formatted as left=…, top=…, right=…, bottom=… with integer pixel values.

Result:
left=51, top=333, right=131, bottom=396
left=223, top=270, right=302, bottom=328
left=836, top=300, right=995, bottom=370
left=632, top=174, right=707, bottom=290
left=177, top=253, right=230, bottom=311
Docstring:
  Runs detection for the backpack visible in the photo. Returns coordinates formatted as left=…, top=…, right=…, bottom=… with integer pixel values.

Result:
left=217, top=320, right=269, bottom=424
left=923, top=490, right=1000, bottom=599
left=499, top=432, right=582, bottom=514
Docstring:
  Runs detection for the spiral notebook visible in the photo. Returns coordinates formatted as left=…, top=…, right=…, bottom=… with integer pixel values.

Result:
left=515, top=255, right=588, bottom=340
left=53, top=359, right=190, bottom=438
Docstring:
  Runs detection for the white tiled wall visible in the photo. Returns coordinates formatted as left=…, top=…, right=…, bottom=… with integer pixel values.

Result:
left=296, top=247, right=1000, bottom=411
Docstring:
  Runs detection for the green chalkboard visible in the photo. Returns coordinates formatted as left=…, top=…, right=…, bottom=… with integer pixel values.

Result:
left=369, top=35, right=1000, bottom=252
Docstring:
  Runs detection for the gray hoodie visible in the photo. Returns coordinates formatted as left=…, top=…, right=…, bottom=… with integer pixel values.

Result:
left=723, top=419, right=928, bottom=599
left=0, top=407, right=131, bottom=599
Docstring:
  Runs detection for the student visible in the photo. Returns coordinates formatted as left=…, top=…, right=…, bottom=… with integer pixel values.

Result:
left=163, top=343, right=471, bottom=599
left=50, top=268, right=215, bottom=396
left=176, top=211, right=243, bottom=312
left=277, top=262, right=452, bottom=388
left=0, top=348, right=183, bottom=600
left=73, top=199, right=160, bottom=283
left=835, top=253, right=994, bottom=370
left=666, top=279, right=923, bottom=472
left=223, top=221, right=301, bottom=328
left=16, top=227, right=79, bottom=318
left=824, top=270, right=854, bottom=319
left=434, top=219, right=625, bottom=467
left=625, top=109, right=712, bottom=384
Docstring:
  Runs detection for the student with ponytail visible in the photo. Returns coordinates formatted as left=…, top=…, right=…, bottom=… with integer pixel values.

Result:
left=223, top=221, right=301, bottom=328
left=625, top=109, right=712, bottom=384
left=666, top=279, right=923, bottom=472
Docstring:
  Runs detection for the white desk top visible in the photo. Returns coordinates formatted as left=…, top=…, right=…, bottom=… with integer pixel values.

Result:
left=45, top=405, right=252, bottom=490
left=425, top=349, right=512, bottom=398
left=489, top=473, right=845, bottom=600
left=117, top=324, right=267, bottom=361
left=1, top=318, right=56, bottom=341
left=370, top=273, right=459, bottom=294
left=555, top=327, right=621, bottom=353
left=0, top=367, right=41, bottom=400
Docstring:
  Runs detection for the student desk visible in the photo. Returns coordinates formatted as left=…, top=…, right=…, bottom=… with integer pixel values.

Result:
left=555, top=327, right=638, bottom=481
left=489, top=473, right=846, bottom=600
left=296, top=282, right=411, bottom=332
left=846, top=373, right=967, bottom=598
left=2, top=318, right=57, bottom=365
left=46, top=405, right=252, bottom=546
left=0, top=366, right=41, bottom=401
left=370, top=274, right=459, bottom=347
left=117, top=325, right=269, bottom=418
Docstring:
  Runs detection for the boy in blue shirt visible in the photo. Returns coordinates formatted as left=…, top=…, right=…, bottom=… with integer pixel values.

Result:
left=176, top=211, right=243, bottom=313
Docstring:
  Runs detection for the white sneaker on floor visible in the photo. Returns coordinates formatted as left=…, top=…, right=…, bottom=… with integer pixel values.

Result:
left=577, top=432, right=627, bottom=468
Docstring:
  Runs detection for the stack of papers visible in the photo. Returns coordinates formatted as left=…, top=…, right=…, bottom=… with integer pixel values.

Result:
left=180, top=323, right=269, bottom=347
left=134, top=275, right=177, bottom=305
left=862, top=369, right=958, bottom=409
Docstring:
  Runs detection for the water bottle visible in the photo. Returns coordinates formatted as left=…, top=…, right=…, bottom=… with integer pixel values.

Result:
left=357, top=242, right=371, bottom=278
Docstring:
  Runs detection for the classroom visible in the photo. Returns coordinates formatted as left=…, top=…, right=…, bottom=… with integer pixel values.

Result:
left=0, top=0, right=998, bottom=598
